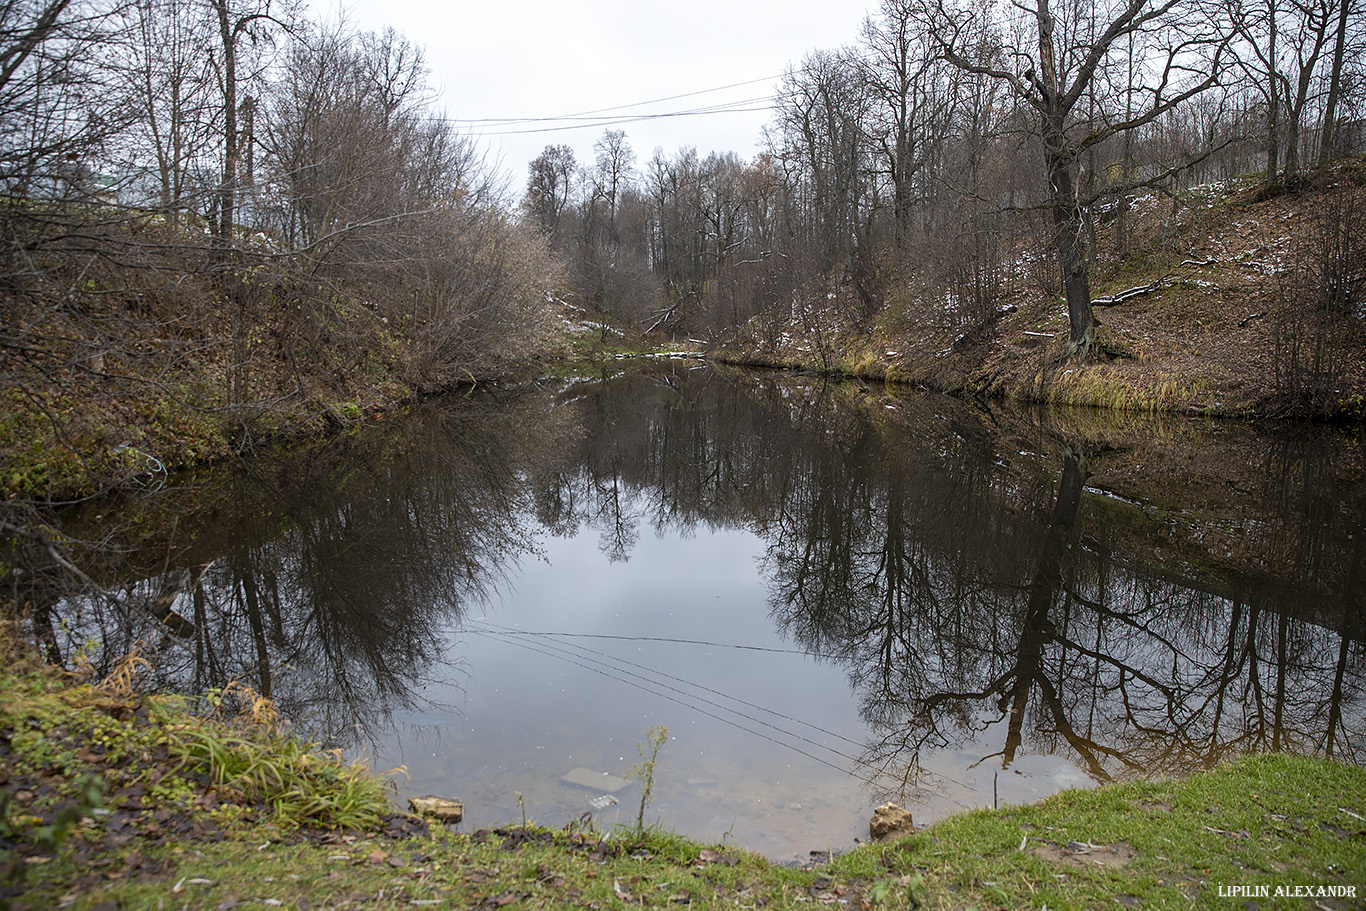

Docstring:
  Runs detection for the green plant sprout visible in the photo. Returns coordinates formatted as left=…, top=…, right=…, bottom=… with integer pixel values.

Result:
left=629, top=724, right=668, bottom=832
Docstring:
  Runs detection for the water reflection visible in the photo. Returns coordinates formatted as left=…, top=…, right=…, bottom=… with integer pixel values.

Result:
left=25, top=363, right=1365, bottom=857
left=751, top=384, right=1365, bottom=794
left=36, top=394, right=570, bottom=745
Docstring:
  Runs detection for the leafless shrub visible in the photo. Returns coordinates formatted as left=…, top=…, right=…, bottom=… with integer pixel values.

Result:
left=1267, top=184, right=1366, bottom=417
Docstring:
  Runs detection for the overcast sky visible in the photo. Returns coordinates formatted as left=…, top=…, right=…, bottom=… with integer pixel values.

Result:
left=336, top=0, right=873, bottom=190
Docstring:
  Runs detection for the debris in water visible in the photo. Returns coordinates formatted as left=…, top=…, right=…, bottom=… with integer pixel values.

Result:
left=561, top=767, right=630, bottom=794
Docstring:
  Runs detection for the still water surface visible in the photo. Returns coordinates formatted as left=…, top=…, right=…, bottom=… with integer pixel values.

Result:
left=40, top=364, right=1366, bottom=861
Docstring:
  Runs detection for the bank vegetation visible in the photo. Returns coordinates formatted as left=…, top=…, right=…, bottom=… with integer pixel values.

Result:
left=1, top=1, right=564, bottom=504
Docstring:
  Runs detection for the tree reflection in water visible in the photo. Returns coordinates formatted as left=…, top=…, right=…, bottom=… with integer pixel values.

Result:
left=757, top=387, right=1365, bottom=801
left=35, top=394, right=571, bottom=748
left=26, top=364, right=1365, bottom=801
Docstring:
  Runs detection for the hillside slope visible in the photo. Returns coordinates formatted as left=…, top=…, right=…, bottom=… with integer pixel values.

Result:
left=713, top=172, right=1366, bottom=420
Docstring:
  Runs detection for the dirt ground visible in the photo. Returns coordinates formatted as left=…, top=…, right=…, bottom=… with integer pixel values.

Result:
left=717, top=170, right=1366, bottom=420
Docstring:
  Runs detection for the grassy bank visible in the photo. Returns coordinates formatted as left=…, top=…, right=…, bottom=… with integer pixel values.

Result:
left=0, top=275, right=690, bottom=505
left=3, top=637, right=1363, bottom=911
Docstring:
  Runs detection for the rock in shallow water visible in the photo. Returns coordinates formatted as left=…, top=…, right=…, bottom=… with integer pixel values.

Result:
left=560, top=767, right=631, bottom=793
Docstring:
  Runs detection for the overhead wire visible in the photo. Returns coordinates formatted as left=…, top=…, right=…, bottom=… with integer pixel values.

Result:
left=437, top=78, right=780, bottom=136
left=475, top=102, right=775, bottom=136
left=451, top=75, right=784, bottom=125
left=434, top=48, right=883, bottom=137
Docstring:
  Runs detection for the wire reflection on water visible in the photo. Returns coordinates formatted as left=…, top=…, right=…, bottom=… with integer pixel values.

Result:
left=22, top=363, right=1364, bottom=859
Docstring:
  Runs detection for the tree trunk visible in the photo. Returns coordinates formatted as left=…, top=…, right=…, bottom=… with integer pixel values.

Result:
left=894, top=127, right=913, bottom=249
left=1266, top=1, right=1281, bottom=184
left=1035, top=0, right=1096, bottom=356
left=1114, top=34, right=1136, bottom=256
left=1045, top=137, right=1097, bottom=354
left=1317, top=0, right=1351, bottom=166
left=212, top=0, right=237, bottom=245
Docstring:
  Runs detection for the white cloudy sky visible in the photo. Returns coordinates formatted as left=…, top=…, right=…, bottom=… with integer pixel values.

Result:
left=336, top=0, right=873, bottom=188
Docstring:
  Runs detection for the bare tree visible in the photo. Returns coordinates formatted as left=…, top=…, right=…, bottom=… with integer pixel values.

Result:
left=205, top=0, right=292, bottom=244
left=592, top=128, right=635, bottom=238
left=642, top=145, right=701, bottom=294
left=116, top=0, right=218, bottom=223
left=1229, top=0, right=1334, bottom=185
left=0, top=0, right=129, bottom=206
left=1315, top=0, right=1360, bottom=165
left=261, top=20, right=442, bottom=248
left=928, top=0, right=1229, bottom=357
left=860, top=0, right=959, bottom=250
left=772, top=48, right=873, bottom=274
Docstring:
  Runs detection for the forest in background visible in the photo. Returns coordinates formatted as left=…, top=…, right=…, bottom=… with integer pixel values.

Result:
left=528, top=0, right=1362, bottom=329
left=1, top=0, right=1365, bottom=509
left=526, top=0, right=1365, bottom=416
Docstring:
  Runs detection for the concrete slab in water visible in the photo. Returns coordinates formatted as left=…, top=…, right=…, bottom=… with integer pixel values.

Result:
left=561, top=767, right=631, bottom=793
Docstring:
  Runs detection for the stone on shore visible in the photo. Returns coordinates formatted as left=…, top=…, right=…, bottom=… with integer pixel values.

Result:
left=409, top=795, right=463, bottom=822
left=870, top=803, right=914, bottom=840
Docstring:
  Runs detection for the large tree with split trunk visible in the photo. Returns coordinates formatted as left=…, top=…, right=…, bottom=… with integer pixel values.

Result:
left=926, top=0, right=1228, bottom=357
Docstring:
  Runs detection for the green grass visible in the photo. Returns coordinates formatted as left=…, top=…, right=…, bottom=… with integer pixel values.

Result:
left=166, top=683, right=394, bottom=831
left=0, top=646, right=397, bottom=901
left=834, top=755, right=1366, bottom=909
left=4, top=634, right=1364, bottom=911
left=1038, top=364, right=1219, bottom=413
left=13, top=754, right=1364, bottom=910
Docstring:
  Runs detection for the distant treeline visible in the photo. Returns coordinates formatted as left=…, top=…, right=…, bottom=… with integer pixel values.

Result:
left=521, top=0, right=1363, bottom=353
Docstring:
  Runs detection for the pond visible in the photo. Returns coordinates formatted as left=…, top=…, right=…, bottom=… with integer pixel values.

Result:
left=33, top=362, right=1366, bottom=862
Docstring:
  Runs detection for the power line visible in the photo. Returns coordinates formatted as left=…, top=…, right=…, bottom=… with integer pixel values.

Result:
left=478, top=107, right=775, bottom=137
left=449, top=75, right=784, bottom=126
left=435, top=49, right=882, bottom=137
